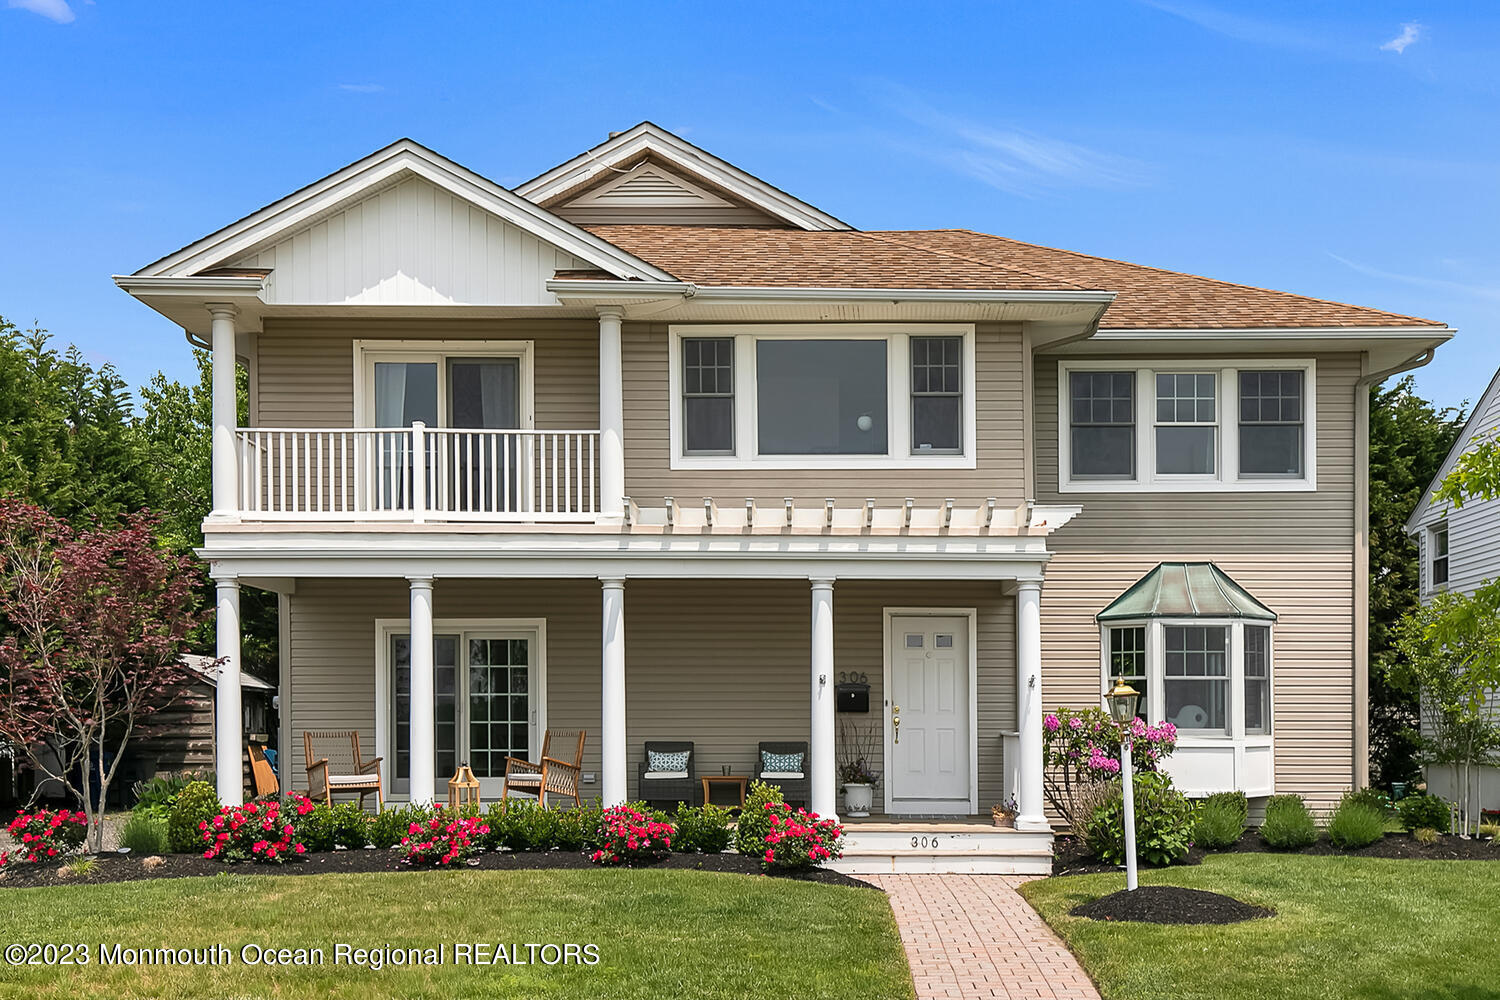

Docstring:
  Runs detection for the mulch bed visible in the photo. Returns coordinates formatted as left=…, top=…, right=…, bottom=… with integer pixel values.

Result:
left=0, top=848, right=876, bottom=891
left=1069, top=885, right=1273, bottom=924
left=1052, top=829, right=1500, bottom=876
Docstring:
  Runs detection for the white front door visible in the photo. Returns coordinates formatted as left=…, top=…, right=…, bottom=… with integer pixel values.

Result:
left=887, top=615, right=972, bottom=814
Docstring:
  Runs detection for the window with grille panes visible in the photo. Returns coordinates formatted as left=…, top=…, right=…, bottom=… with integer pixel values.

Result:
left=911, top=336, right=963, bottom=453
left=682, top=337, right=734, bottom=455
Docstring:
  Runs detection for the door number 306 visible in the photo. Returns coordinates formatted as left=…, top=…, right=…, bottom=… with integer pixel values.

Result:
left=910, top=836, right=941, bottom=849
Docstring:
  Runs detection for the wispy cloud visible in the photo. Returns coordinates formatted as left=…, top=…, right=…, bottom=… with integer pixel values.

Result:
left=7, top=0, right=75, bottom=23
left=1136, top=0, right=1323, bottom=51
left=1380, top=22, right=1422, bottom=54
left=880, top=90, right=1144, bottom=197
left=337, top=83, right=385, bottom=93
left=1329, top=252, right=1500, bottom=302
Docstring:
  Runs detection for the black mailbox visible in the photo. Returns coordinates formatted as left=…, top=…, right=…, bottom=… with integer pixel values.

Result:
left=836, top=681, right=870, bottom=713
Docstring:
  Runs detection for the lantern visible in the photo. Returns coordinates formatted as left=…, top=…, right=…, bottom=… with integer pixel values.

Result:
left=1105, top=679, right=1140, bottom=725
left=448, top=763, right=481, bottom=809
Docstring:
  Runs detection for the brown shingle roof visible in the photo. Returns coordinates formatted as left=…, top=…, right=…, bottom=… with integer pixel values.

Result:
left=582, top=225, right=1441, bottom=329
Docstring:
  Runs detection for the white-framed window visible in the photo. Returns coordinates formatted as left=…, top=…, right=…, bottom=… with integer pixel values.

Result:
left=1099, top=619, right=1272, bottom=739
left=352, top=340, right=535, bottom=430
left=1059, top=359, right=1316, bottom=492
left=668, top=324, right=977, bottom=470
left=1431, top=523, right=1450, bottom=587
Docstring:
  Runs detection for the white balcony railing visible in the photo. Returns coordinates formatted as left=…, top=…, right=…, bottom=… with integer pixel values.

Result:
left=236, top=424, right=600, bottom=522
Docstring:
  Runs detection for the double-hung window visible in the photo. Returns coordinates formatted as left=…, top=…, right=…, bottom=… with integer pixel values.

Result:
left=672, top=326, right=974, bottom=468
left=1164, top=625, right=1229, bottom=735
left=1155, top=373, right=1217, bottom=475
left=1069, top=371, right=1135, bottom=479
left=1431, top=524, right=1450, bottom=587
left=1108, top=626, right=1148, bottom=720
left=1239, top=371, right=1304, bottom=477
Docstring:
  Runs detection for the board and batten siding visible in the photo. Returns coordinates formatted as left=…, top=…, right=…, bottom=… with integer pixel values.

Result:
left=1035, top=353, right=1361, bottom=811
left=254, top=318, right=600, bottom=430
left=621, top=321, right=1029, bottom=507
left=231, top=175, right=593, bottom=306
left=284, top=578, right=1015, bottom=812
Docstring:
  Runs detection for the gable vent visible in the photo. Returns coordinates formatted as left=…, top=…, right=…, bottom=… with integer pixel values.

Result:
left=567, top=164, right=735, bottom=208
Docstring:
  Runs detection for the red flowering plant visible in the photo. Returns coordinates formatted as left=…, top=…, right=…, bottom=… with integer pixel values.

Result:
left=5, top=807, right=89, bottom=863
left=402, top=812, right=490, bottom=866
left=1043, top=707, right=1177, bottom=829
left=589, top=804, right=674, bottom=865
left=200, top=799, right=306, bottom=863
left=760, top=803, right=843, bottom=870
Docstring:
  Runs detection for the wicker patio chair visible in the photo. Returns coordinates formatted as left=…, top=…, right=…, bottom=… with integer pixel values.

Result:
left=501, top=729, right=586, bottom=808
left=637, top=740, right=696, bottom=807
left=303, top=730, right=383, bottom=810
left=755, top=740, right=810, bottom=807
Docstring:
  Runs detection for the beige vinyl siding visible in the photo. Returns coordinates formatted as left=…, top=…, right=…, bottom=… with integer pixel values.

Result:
left=1035, top=353, right=1360, bottom=810
left=284, top=577, right=1014, bottom=812
left=255, top=318, right=599, bottom=430
left=621, top=321, right=1028, bottom=506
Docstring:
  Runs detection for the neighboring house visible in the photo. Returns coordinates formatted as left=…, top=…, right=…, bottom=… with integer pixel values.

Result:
left=1405, top=368, right=1500, bottom=814
left=116, top=122, right=1451, bottom=870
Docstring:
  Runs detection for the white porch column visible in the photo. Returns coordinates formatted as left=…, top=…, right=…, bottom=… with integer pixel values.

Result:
left=597, top=307, right=626, bottom=520
left=408, top=577, right=436, bottom=805
left=810, top=578, right=837, bottom=819
left=208, top=304, right=239, bottom=519
left=214, top=576, right=243, bottom=806
left=1015, top=581, right=1049, bottom=832
left=601, top=577, right=627, bottom=806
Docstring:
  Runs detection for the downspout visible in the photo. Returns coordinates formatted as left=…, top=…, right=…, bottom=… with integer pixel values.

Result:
left=1354, top=347, right=1437, bottom=789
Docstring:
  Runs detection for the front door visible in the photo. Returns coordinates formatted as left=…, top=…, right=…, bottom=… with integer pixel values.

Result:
left=391, top=629, right=538, bottom=797
left=887, top=615, right=972, bottom=814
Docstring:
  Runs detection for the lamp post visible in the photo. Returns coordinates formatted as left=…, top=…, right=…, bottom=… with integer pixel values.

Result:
left=1106, top=679, right=1141, bottom=891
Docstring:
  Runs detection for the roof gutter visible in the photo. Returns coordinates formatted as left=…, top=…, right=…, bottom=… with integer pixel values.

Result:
left=545, top=279, right=1118, bottom=307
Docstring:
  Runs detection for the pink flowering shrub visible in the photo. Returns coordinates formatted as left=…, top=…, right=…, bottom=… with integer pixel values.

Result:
left=402, top=813, right=489, bottom=866
left=760, top=803, right=843, bottom=870
left=589, top=804, right=674, bottom=865
left=200, top=800, right=306, bottom=863
left=5, top=808, right=89, bottom=863
left=1043, top=707, right=1177, bottom=829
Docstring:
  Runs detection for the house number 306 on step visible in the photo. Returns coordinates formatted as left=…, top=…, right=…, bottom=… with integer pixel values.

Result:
left=911, top=836, right=942, bottom=850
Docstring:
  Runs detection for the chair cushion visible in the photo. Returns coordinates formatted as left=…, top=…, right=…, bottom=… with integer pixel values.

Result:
left=327, top=774, right=377, bottom=786
left=643, top=770, right=689, bottom=779
left=760, top=771, right=805, bottom=779
left=647, top=749, right=691, bottom=772
left=505, top=773, right=543, bottom=786
left=761, top=750, right=804, bottom=773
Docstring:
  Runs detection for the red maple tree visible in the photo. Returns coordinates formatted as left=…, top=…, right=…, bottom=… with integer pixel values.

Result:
left=0, top=498, right=206, bottom=852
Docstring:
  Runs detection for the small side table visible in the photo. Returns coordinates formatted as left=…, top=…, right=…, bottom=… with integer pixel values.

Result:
left=700, top=775, right=748, bottom=810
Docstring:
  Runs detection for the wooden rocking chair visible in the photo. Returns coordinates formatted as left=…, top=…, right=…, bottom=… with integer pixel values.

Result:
left=501, top=729, right=586, bottom=808
left=303, top=730, right=383, bottom=810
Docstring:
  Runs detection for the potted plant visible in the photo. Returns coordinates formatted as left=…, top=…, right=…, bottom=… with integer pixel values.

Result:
left=991, top=795, right=1018, bottom=828
left=837, top=720, right=881, bottom=817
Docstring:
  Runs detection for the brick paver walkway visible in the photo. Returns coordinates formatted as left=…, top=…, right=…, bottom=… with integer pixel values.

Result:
left=859, top=875, right=1100, bottom=1000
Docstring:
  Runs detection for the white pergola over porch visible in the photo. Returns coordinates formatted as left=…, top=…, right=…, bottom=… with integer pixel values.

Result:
left=204, top=530, right=1074, bottom=832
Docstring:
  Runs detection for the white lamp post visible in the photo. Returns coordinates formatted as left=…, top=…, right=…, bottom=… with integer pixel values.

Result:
left=1106, top=679, right=1141, bottom=891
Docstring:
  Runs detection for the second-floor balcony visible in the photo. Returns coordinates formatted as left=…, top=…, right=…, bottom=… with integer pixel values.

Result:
left=236, top=424, right=602, bottom=522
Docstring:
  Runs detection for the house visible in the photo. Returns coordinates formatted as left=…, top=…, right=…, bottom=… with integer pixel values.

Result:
left=1405, top=367, right=1500, bottom=815
left=115, top=122, right=1451, bottom=871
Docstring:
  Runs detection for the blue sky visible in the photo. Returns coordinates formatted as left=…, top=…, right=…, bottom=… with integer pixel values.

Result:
left=1, top=0, right=1495, bottom=414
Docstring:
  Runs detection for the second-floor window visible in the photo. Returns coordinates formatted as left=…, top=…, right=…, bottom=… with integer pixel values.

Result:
left=1431, top=524, right=1450, bottom=586
left=671, top=325, right=975, bottom=469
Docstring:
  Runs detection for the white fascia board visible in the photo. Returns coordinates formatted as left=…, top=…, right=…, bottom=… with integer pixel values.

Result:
left=547, top=279, right=1117, bottom=308
left=1094, top=326, right=1455, bottom=341
left=112, top=275, right=267, bottom=297
left=515, top=122, right=853, bottom=231
left=1403, top=365, right=1500, bottom=535
left=135, top=141, right=676, bottom=283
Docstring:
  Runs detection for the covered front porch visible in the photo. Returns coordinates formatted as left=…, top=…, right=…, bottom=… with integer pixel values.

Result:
left=205, top=536, right=1064, bottom=836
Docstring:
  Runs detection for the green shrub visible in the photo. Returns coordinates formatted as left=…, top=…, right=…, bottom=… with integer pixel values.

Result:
left=735, top=781, right=786, bottom=856
left=553, top=804, right=602, bottom=852
left=1194, top=791, right=1248, bottom=850
left=1397, top=793, right=1451, bottom=834
left=673, top=804, right=734, bottom=854
left=167, top=781, right=220, bottom=853
left=1413, top=826, right=1441, bottom=844
left=367, top=804, right=433, bottom=849
left=1327, top=796, right=1386, bottom=849
left=296, top=802, right=370, bottom=852
left=131, top=770, right=209, bottom=821
left=1344, top=787, right=1393, bottom=815
left=331, top=804, right=370, bottom=849
left=1082, top=771, right=1195, bottom=866
left=491, top=799, right=561, bottom=852
left=1260, top=794, right=1317, bottom=850
left=118, top=811, right=170, bottom=855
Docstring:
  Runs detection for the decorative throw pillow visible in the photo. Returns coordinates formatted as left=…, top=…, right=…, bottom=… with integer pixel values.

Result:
left=762, top=750, right=804, bottom=773
left=647, top=749, right=690, bottom=772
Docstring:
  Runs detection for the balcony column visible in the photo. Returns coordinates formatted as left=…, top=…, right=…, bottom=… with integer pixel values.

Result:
left=597, top=307, right=626, bottom=521
left=408, top=576, right=436, bottom=805
left=810, top=578, right=837, bottom=819
left=213, top=575, right=243, bottom=806
left=1015, top=581, right=1050, bottom=832
left=208, top=303, right=240, bottom=519
left=600, top=578, right=627, bottom=806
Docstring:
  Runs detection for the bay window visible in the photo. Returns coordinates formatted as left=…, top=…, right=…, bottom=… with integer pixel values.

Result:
left=670, top=325, right=975, bottom=469
left=1163, top=625, right=1228, bottom=734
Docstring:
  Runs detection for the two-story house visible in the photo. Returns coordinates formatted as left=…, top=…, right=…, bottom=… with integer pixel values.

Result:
left=1406, top=367, right=1500, bottom=817
left=117, top=122, right=1451, bottom=871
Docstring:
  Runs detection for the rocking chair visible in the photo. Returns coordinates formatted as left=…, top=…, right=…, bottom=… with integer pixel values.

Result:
left=501, top=729, right=586, bottom=808
left=303, top=730, right=383, bottom=810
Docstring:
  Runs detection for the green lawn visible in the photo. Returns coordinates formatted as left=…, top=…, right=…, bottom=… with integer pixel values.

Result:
left=0, top=869, right=913, bottom=1000
left=1020, top=854, right=1500, bottom=1000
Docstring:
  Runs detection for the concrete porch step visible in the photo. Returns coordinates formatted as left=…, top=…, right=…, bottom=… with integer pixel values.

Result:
left=832, top=824, right=1055, bottom=875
